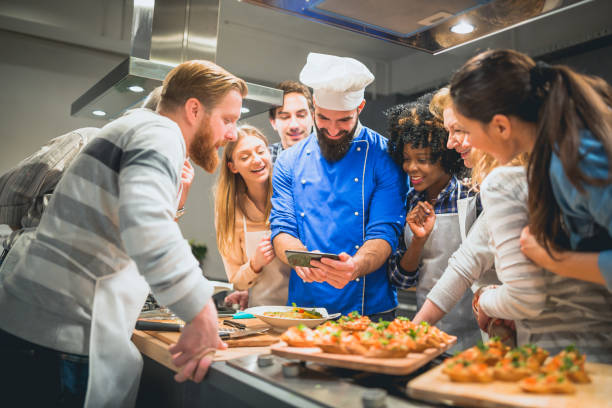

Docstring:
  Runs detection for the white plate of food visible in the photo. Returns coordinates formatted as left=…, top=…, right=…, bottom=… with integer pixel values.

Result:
left=244, top=305, right=341, bottom=332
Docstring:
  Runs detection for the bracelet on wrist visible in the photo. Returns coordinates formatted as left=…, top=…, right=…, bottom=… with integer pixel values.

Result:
left=176, top=207, right=186, bottom=219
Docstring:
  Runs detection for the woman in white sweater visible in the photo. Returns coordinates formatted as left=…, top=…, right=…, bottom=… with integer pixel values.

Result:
left=214, top=125, right=290, bottom=307
left=414, top=113, right=612, bottom=361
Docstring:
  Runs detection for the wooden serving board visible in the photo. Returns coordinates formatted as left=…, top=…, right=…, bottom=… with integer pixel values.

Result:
left=408, top=362, right=612, bottom=408
left=133, top=329, right=270, bottom=365
left=144, top=317, right=280, bottom=348
left=270, top=336, right=456, bottom=375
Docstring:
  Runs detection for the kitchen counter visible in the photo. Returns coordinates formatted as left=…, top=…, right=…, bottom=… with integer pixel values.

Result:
left=132, top=328, right=442, bottom=408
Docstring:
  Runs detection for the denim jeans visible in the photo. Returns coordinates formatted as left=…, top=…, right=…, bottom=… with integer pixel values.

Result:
left=0, top=328, right=88, bottom=407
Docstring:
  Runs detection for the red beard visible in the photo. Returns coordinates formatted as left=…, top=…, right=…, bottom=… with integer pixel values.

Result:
left=189, top=116, right=220, bottom=173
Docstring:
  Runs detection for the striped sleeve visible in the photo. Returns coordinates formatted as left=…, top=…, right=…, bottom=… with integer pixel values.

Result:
left=117, top=124, right=212, bottom=322
left=478, top=167, right=547, bottom=320
left=0, top=128, right=97, bottom=227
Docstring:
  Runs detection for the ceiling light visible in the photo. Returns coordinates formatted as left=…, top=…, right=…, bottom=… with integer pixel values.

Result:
left=128, top=85, right=145, bottom=93
left=241, top=107, right=250, bottom=114
left=92, top=110, right=107, bottom=117
left=450, top=21, right=475, bottom=34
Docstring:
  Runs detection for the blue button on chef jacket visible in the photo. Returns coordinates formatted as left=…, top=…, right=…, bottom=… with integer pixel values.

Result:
left=270, top=124, right=407, bottom=316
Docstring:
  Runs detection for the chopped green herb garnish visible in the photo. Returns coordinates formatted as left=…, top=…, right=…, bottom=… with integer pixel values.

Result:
left=564, top=344, right=577, bottom=353
left=476, top=341, right=489, bottom=352
left=562, top=356, right=574, bottom=371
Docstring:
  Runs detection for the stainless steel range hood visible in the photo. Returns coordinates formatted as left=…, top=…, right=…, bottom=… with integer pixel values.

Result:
left=71, top=0, right=282, bottom=120
left=243, top=0, right=593, bottom=54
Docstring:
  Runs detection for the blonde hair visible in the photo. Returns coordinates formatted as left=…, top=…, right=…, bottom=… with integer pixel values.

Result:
left=429, top=87, right=451, bottom=121
left=214, top=125, right=272, bottom=258
left=429, top=86, right=528, bottom=191
left=469, top=151, right=529, bottom=192
left=159, top=60, right=248, bottom=112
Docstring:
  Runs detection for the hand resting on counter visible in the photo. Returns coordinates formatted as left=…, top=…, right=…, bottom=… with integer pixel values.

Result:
left=169, top=298, right=227, bottom=383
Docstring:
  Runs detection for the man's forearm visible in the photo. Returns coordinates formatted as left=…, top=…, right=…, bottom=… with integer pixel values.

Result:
left=353, top=238, right=391, bottom=277
left=273, top=232, right=307, bottom=265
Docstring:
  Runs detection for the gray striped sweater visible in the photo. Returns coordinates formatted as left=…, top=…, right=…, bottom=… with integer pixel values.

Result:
left=479, top=166, right=612, bottom=362
left=0, top=109, right=213, bottom=355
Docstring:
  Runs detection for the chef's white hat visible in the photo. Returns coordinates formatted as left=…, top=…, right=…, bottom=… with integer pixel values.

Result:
left=299, top=52, right=374, bottom=111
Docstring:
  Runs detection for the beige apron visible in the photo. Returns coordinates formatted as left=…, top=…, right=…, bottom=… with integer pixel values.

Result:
left=243, top=216, right=290, bottom=307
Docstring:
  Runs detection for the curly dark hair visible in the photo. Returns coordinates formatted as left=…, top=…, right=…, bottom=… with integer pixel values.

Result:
left=386, top=93, right=466, bottom=178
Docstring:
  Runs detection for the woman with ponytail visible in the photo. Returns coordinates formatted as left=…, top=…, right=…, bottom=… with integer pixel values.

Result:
left=447, top=49, right=612, bottom=361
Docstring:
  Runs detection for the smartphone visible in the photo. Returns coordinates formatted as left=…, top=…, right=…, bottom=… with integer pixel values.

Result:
left=285, top=250, right=340, bottom=267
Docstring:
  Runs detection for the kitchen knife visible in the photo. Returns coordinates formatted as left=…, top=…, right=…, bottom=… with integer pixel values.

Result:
left=218, top=328, right=269, bottom=340
left=135, top=320, right=183, bottom=332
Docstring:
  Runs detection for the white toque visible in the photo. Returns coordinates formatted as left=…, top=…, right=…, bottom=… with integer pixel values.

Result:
left=299, top=52, right=374, bottom=111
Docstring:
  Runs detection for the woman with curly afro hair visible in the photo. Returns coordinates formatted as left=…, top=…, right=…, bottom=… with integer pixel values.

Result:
left=386, top=93, right=482, bottom=351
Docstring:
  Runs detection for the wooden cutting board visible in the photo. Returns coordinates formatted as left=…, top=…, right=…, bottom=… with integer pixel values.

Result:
left=408, top=362, right=612, bottom=408
left=270, top=337, right=456, bottom=375
left=144, top=317, right=280, bottom=348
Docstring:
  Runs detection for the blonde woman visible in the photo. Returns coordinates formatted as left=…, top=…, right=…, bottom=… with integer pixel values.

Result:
left=215, top=125, right=290, bottom=307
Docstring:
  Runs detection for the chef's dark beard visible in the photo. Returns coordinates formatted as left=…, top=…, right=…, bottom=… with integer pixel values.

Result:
left=189, top=116, right=219, bottom=173
left=316, top=121, right=358, bottom=162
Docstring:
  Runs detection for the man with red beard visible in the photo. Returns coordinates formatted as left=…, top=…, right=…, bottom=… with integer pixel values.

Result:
left=271, top=53, right=406, bottom=320
left=0, top=60, right=247, bottom=408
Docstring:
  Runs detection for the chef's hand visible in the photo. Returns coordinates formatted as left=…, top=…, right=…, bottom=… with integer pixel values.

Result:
left=294, top=265, right=326, bottom=283
left=406, top=201, right=436, bottom=239
left=519, top=225, right=553, bottom=269
left=169, top=298, right=227, bottom=383
left=177, top=159, right=194, bottom=213
left=310, top=252, right=356, bottom=289
left=224, top=290, right=248, bottom=310
left=250, top=235, right=275, bottom=273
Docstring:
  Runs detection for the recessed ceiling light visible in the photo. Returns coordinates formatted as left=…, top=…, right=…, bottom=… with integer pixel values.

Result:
left=92, top=110, right=107, bottom=117
left=128, top=85, right=145, bottom=93
left=134, top=0, right=154, bottom=8
left=450, top=21, right=475, bottom=34
left=241, top=107, right=250, bottom=114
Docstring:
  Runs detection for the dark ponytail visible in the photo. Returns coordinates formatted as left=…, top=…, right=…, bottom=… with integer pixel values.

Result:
left=450, top=49, right=612, bottom=253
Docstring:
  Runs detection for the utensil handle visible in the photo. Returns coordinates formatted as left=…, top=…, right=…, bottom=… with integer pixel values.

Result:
left=136, top=321, right=182, bottom=332
left=223, top=319, right=246, bottom=329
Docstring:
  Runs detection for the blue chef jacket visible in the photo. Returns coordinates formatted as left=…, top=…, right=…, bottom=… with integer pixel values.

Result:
left=270, top=124, right=407, bottom=316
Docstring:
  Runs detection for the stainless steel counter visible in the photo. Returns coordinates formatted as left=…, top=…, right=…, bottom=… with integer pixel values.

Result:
left=135, top=350, right=446, bottom=407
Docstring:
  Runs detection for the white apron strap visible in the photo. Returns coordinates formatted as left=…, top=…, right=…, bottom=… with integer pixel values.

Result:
left=85, top=270, right=149, bottom=408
